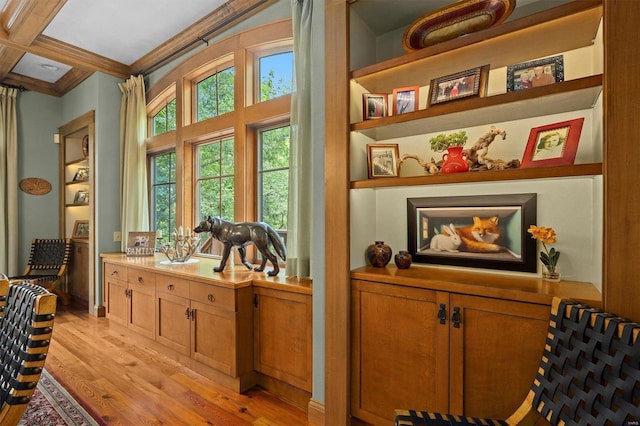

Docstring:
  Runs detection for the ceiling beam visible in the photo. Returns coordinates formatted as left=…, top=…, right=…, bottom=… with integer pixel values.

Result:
left=3, top=0, right=67, bottom=45
left=2, top=71, right=60, bottom=97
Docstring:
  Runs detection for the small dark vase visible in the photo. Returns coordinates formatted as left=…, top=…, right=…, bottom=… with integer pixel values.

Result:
left=366, top=241, right=392, bottom=268
left=394, top=250, right=412, bottom=269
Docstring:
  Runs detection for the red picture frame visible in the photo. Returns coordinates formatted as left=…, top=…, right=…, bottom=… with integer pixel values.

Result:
left=392, top=86, right=419, bottom=115
left=520, top=118, right=584, bottom=168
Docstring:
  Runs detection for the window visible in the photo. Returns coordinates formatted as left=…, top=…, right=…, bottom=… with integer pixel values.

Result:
left=258, top=125, right=290, bottom=240
left=259, top=51, right=294, bottom=102
left=152, top=98, right=176, bottom=135
left=150, top=151, right=176, bottom=239
left=196, top=67, right=234, bottom=122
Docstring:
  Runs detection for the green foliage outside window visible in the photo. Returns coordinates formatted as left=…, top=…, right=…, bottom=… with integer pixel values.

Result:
left=259, top=51, right=293, bottom=102
left=197, top=138, right=235, bottom=222
left=259, top=126, right=290, bottom=232
left=197, top=67, right=235, bottom=122
left=152, top=99, right=176, bottom=135
left=151, top=152, right=176, bottom=240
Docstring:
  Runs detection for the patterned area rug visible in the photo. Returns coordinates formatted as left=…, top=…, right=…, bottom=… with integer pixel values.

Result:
left=20, top=370, right=102, bottom=426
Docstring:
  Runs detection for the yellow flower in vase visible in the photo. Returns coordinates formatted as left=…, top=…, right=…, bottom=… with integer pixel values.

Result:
left=527, top=225, right=560, bottom=274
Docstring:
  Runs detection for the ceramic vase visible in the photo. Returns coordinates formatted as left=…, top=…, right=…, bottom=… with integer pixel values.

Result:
left=394, top=251, right=412, bottom=269
left=367, top=241, right=392, bottom=268
left=440, top=146, right=469, bottom=174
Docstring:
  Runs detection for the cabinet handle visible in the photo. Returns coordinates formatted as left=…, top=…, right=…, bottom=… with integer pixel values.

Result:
left=190, top=308, right=195, bottom=321
left=452, top=306, right=461, bottom=328
left=111, top=270, right=118, bottom=276
left=437, top=303, right=446, bottom=325
left=207, top=294, right=215, bottom=303
left=185, top=308, right=190, bottom=319
left=168, top=284, right=174, bottom=291
left=137, top=277, right=143, bottom=283
left=253, top=294, right=259, bottom=308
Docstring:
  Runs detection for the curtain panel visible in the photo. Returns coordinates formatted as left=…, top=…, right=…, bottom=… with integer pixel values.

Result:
left=0, top=87, right=18, bottom=275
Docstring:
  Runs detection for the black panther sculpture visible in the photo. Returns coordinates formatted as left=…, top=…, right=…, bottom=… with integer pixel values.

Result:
left=193, top=216, right=286, bottom=276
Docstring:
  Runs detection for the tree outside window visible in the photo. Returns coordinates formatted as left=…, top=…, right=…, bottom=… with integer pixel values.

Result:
left=152, top=99, right=176, bottom=135
left=151, top=151, right=176, bottom=240
left=196, top=137, right=235, bottom=255
left=197, top=67, right=234, bottom=122
left=258, top=125, right=290, bottom=242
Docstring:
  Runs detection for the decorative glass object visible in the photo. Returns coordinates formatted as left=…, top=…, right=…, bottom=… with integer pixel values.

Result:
left=160, top=227, right=201, bottom=263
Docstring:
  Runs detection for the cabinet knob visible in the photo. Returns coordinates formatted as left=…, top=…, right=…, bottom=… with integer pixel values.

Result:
left=185, top=308, right=190, bottom=319
left=168, top=284, right=174, bottom=291
left=207, top=294, right=215, bottom=303
left=138, top=276, right=143, bottom=283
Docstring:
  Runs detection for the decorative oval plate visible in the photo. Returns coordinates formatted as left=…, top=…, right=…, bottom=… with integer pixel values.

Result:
left=402, top=0, right=516, bottom=52
left=19, top=177, right=52, bottom=195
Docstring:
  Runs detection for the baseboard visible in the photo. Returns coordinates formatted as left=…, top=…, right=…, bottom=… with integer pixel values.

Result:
left=307, top=399, right=325, bottom=426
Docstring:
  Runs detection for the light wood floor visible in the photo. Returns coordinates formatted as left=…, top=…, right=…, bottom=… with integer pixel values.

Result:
left=44, top=303, right=311, bottom=425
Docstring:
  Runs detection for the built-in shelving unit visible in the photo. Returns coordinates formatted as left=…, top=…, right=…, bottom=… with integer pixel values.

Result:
left=59, top=110, right=95, bottom=311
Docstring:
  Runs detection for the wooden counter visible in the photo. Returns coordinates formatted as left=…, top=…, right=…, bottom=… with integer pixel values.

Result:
left=100, top=253, right=312, bottom=294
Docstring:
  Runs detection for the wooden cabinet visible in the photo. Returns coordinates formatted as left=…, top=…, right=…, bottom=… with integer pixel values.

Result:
left=156, top=274, right=191, bottom=355
left=102, top=254, right=310, bottom=397
left=103, top=263, right=155, bottom=339
left=253, top=286, right=312, bottom=392
left=69, top=239, right=89, bottom=303
left=351, top=280, right=448, bottom=424
left=350, top=266, right=601, bottom=425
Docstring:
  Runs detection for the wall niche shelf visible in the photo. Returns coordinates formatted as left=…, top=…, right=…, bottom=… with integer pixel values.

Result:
left=352, top=75, right=602, bottom=140
left=350, top=1, right=602, bottom=93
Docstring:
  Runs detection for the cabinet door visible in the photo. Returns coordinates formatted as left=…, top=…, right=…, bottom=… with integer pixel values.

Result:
left=449, top=294, right=549, bottom=418
left=69, top=240, right=89, bottom=302
left=127, top=269, right=156, bottom=339
left=351, top=280, right=449, bottom=425
left=156, top=292, right=190, bottom=355
left=105, top=277, right=128, bottom=327
left=191, top=299, right=236, bottom=376
left=253, top=287, right=312, bottom=392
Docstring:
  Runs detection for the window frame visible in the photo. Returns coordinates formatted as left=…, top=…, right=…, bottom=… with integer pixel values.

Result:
left=145, top=20, right=293, bottom=264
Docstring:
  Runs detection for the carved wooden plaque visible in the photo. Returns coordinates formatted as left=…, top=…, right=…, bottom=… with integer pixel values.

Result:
left=19, top=177, right=52, bottom=195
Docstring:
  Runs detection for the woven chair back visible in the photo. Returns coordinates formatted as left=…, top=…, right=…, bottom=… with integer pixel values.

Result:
left=26, top=239, right=71, bottom=272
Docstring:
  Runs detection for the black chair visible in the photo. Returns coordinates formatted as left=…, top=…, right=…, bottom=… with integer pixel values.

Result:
left=395, top=297, right=640, bottom=426
left=0, top=279, right=56, bottom=425
left=10, top=238, right=71, bottom=305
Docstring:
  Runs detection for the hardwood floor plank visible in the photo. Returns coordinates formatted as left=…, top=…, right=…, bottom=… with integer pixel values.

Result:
left=45, top=305, right=310, bottom=425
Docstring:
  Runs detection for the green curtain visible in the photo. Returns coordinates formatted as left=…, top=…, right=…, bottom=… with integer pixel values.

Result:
left=0, top=87, right=18, bottom=275
left=119, top=75, right=149, bottom=251
left=286, top=0, right=313, bottom=279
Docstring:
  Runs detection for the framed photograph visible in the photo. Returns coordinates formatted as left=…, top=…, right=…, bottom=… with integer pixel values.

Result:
left=73, top=190, right=88, bottom=204
left=428, top=65, right=489, bottom=106
left=520, top=118, right=584, bottom=168
left=507, top=55, right=564, bottom=91
left=407, top=193, right=537, bottom=272
left=363, top=93, right=387, bottom=120
left=392, top=86, right=419, bottom=115
left=126, top=232, right=157, bottom=256
left=72, top=220, right=89, bottom=239
left=367, top=143, right=400, bottom=178
left=73, top=167, right=89, bottom=182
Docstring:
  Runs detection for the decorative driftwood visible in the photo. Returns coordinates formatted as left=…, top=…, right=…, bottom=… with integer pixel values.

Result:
left=399, top=126, right=521, bottom=176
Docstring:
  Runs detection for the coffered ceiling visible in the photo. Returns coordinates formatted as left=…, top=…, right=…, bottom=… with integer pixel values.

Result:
left=0, top=0, right=272, bottom=97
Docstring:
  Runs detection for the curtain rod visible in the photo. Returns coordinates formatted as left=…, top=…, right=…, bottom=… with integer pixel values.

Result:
left=0, top=82, right=27, bottom=92
left=138, top=0, right=271, bottom=76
